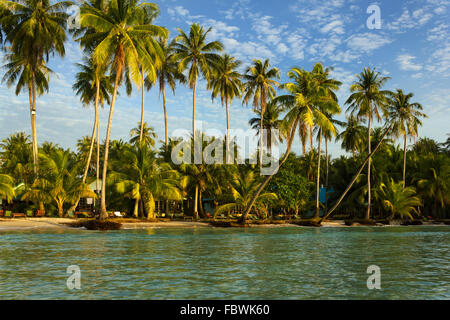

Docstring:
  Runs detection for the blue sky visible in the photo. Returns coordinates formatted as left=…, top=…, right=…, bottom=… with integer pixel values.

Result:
left=0, top=0, right=449, bottom=158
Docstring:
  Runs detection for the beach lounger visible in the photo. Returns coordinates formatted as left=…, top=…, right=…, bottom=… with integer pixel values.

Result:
left=13, top=213, right=26, bottom=218
left=35, top=210, right=45, bottom=217
left=113, top=212, right=123, bottom=217
left=26, top=210, right=34, bottom=217
left=5, top=211, right=12, bottom=218
left=0, top=210, right=3, bottom=217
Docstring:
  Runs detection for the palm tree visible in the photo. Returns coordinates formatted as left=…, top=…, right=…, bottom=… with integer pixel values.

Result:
left=110, top=143, right=181, bottom=219
left=309, top=63, right=341, bottom=218
left=0, top=0, right=71, bottom=174
left=152, top=37, right=186, bottom=151
left=210, top=54, right=243, bottom=160
left=346, top=67, right=391, bottom=220
left=336, top=115, right=366, bottom=156
left=321, top=113, right=345, bottom=187
left=73, top=57, right=112, bottom=186
left=243, top=59, right=280, bottom=166
left=380, top=178, right=422, bottom=220
left=129, top=122, right=157, bottom=147
left=214, top=168, right=277, bottom=218
left=23, top=148, right=96, bottom=217
left=416, top=162, right=449, bottom=217
left=135, top=4, right=161, bottom=144
left=387, top=89, right=427, bottom=188
left=173, top=23, right=223, bottom=135
left=248, top=98, right=284, bottom=153
left=178, top=133, right=221, bottom=219
left=0, top=132, right=33, bottom=185
left=0, top=174, right=15, bottom=202
left=79, top=0, right=167, bottom=219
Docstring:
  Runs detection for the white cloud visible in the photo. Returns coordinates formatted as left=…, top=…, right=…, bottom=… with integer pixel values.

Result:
left=346, top=33, right=392, bottom=53
left=396, top=54, right=423, bottom=71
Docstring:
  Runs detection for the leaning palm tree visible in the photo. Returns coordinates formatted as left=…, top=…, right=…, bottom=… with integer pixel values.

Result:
left=173, top=23, right=223, bottom=135
left=152, top=37, right=186, bottom=151
left=387, top=89, right=427, bottom=188
left=243, top=59, right=280, bottom=166
left=79, top=0, right=167, bottom=219
left=129, top=122, right=157, bottom=147
left=210, top=54, right=243, bottom=160
left=0, top=0, right=71, bottom=174
left=346, top=67, right=391, bottom=220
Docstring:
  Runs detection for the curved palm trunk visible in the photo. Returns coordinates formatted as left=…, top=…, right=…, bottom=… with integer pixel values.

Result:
left=240, top=116, right=300, bottom=223
left=320, top=123, right=393, bottom=223
left=139, top=69, right=145, bottom=143
left=162, top=84, right=169, bottom=151
left=100, top=66, right=122, bottom=220
left=403, top=133, right=407, bottom=189
left=315, top=128, right=322, bottom=219
left=366, top=114, right=372, bottom=220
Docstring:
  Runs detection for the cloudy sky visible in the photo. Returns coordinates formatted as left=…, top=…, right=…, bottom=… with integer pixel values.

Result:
left=0, top=0, right=449, bottom=158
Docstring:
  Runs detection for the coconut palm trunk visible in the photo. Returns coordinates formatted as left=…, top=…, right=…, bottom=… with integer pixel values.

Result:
left=194, top=184, right=199, bottom=219
left=226, top=99, right=231, bottom=163
left=403, top=133, right=407, bottom=188
left=315, top=127, right=322, bottom=219
left=30, top=76, right=38, bottom=175
left=325, top=138, right=329, bottom=187
left=162, top=84, right=169, bottom=151
left=139, top=68, right=145, bottom=143
left=100, top=64, right=122, bottom=219
left=68, top=80, right=100, bottom=214
left=366, top=112, right=372, bottom=220
left=320, top=123, right=393, bottom=223
left=96, top=113, right=100, bottom=200
left=240, top=116, right=300, bottom=223
left=260, top=108, right=264, bottom=167
left=192, top=80, right=197, bottom=135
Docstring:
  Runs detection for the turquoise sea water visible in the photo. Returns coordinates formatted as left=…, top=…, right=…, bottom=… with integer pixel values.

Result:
left=0, top=226, right=449, bottom=299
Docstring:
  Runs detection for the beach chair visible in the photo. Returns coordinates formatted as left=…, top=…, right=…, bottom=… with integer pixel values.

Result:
left=113, top=212, right=123, bottom=218
left=35, top=210, right=45, bottom=217
left=13, top=213, right=26, bottom=218
left=0, top=210, right=3, bottom=217
left=5, top=211, right=12, bottom=218
left=26, top=210, right=34, bottom=217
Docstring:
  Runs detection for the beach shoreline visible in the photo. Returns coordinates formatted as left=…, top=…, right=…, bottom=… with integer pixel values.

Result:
left=0, top=217, right=448, bottom=231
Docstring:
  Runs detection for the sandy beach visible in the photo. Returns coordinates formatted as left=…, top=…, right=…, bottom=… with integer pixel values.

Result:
left=0, top=217, right=448, bottom=231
